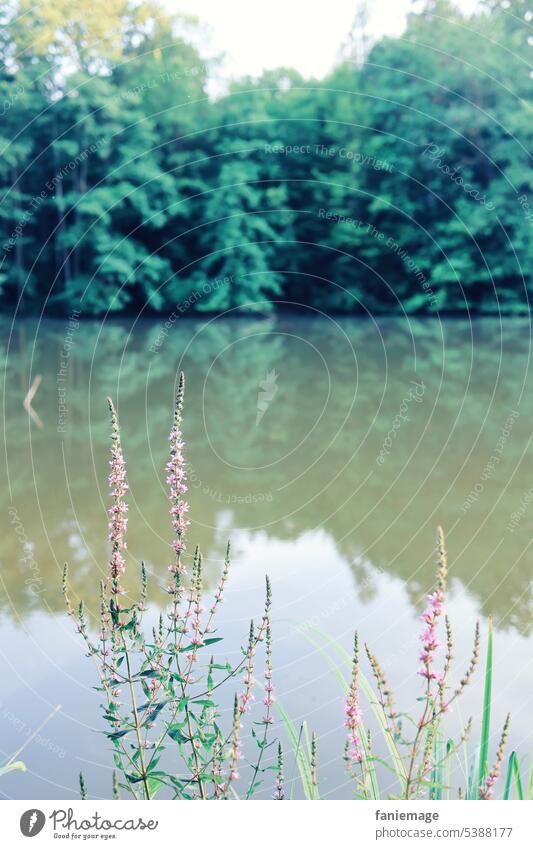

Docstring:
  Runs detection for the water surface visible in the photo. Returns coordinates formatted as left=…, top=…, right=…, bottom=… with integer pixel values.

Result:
left=1, top=315, right=532, bottom=798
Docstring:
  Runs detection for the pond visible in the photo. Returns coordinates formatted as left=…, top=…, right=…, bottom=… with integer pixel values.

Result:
left=1, top=314, right=532, bottom=799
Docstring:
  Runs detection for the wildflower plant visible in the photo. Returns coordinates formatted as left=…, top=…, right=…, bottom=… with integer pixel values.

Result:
left=62, top=378, right=524, bottom=802
left=343, top=527, right=511, bottom=800
left=63, top=373, right=276, bottom=800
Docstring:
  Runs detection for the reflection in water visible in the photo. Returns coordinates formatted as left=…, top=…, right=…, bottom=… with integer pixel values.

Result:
left=2, top=316, right=532, bottom=629
left=1, top=316, right=532, bottom=798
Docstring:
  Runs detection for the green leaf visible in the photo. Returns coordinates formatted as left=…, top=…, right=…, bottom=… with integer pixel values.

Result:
left=125, top=772, right=145, bottom=783
left=141, top=700, right=169, bottom=726
left=167, top=724, right=189, bottom=744
left=107, top=729, right=130, bottom=740
left=170, top=672, right=185, bottom=683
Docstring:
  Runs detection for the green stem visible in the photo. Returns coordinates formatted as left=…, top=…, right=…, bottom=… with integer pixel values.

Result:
left=124, top=638, right=151, bottom=800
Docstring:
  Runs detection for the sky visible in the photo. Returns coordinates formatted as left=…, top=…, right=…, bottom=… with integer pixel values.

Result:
left=169, top=0, right=482, bottom=81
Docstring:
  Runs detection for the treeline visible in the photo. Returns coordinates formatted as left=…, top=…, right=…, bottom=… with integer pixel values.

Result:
left=0, top=0, right=531, bottom=316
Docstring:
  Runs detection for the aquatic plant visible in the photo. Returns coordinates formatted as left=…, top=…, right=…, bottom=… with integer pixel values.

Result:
left=63, top=373, right=275, bottom=799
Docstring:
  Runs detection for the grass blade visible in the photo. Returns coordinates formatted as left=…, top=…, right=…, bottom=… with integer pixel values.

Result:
left=430, top=732, right=444, bottom=800
left=527, top=757, right=533, bottom=800
left=274, top=700, right=315, bottom=799
left=503, top=751, right=524, bottom=800
left=441, top=739, right=454, bottom=800
left=477, top=617, right=493, bottom=797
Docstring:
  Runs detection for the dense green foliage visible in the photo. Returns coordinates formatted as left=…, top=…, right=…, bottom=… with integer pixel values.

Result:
left=0, top=0, right=531, bottom=316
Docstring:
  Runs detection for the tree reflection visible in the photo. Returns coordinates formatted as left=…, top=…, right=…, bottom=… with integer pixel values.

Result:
left=1, top=316, right=532, bottom=634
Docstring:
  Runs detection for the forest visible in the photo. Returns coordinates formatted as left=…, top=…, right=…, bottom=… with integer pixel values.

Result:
left=0, top=0, right=531, bottom=317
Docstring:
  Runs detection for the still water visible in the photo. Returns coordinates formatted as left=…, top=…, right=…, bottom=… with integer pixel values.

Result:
left=1, top=315, right=532, bottom=798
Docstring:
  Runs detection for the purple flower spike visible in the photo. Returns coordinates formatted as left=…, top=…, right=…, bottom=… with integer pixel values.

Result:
left=107, top=398, right=128, bottom=596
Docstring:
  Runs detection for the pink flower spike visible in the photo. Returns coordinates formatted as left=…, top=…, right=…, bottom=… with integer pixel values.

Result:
left=107, top=398, right=129, bottom=597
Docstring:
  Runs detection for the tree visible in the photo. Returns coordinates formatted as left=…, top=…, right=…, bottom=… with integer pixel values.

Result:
left=0, top=0, right=530, bottom=316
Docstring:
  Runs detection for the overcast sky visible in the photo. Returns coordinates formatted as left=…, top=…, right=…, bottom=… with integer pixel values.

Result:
left=170, top=0, right=482, bottom=81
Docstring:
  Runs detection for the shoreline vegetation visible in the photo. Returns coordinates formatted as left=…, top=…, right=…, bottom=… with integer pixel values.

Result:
left=0, top=0, right=531, bottom=319
left=58, top=374, right=530, bottom=800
